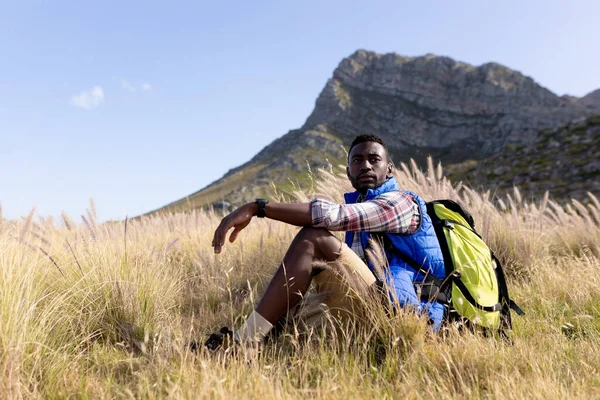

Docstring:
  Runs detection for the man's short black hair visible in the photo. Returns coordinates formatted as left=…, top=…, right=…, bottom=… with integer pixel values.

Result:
left=348, top=133, right=391, bottom=162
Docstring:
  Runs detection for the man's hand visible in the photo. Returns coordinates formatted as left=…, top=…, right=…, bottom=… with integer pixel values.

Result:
left=212, top=203, right=258, bottom=254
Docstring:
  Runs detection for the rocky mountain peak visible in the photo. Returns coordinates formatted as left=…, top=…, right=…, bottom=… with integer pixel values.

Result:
left=304, top=50, right=591, bottom=164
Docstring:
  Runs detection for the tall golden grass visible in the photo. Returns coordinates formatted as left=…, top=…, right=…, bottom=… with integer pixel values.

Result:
left=1, top=159, right=599, bottom=398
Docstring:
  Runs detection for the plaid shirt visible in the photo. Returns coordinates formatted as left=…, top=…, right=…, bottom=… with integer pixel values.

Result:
left=311, top=191, right=421, bottom=258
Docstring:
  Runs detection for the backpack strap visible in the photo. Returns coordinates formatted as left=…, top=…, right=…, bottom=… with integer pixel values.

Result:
left=449, top=273, right=503, bottom=312
left=491, top=253, right=526, bottom=326
left=509, top=299, right=526, bottom=316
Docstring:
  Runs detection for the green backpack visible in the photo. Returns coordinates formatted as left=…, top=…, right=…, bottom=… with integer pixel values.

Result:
left=383, top=200, right=524, bottom=331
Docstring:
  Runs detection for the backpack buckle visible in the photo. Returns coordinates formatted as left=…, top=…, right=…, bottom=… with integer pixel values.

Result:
left=443, top=220, right=455, bottom=230
left=451, top=270, right=462, bottom=279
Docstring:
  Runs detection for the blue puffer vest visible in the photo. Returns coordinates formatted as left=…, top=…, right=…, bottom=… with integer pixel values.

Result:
left=343, top=177, right=446, bottom=285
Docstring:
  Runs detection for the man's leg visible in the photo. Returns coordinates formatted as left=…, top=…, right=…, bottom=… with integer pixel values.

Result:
left=234, top=227, right=342, bottom=343
left=256, top=227, right=342, bottom=323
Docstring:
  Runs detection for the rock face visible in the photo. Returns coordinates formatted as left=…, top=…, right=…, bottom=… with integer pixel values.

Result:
left=148, top=50, right=598, bottom=215
left=304, top=50, right=592, bottom=164
left=578, top=89, right=600, bottom=112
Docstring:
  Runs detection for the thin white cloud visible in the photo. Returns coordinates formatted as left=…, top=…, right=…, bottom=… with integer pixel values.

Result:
left=70, top=86, right=104, bottom=110
left=119, top=79, right=151, bottom=93
left=121, top=79, right=136, bottom=92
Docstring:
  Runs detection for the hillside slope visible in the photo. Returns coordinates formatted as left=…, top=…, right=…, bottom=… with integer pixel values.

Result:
left=153, top=127, right=346, bottom=214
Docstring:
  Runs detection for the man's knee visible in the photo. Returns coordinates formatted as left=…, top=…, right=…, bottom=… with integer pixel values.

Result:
left=295, top=227, right=330, bottom=241
left=293, top=227, right=341, bottom=261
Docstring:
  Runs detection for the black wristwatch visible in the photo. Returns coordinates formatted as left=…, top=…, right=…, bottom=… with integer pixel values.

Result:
left=255, top=198, right=269, bottom=218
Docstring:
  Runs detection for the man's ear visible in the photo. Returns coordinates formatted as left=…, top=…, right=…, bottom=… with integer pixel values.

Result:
left=346, top=166, right=350, bottom=180
left=386, top=162, right=393, bottom=178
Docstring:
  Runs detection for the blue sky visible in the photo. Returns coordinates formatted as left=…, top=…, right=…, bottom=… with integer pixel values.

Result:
left=1, top=0, right=599, bottom=222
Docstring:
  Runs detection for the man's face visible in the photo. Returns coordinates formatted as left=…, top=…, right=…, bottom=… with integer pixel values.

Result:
left=346, top=141, right=393, bottom=194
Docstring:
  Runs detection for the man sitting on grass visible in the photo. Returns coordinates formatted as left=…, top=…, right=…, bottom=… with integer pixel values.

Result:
left=204, top=133, right=446, bottom=349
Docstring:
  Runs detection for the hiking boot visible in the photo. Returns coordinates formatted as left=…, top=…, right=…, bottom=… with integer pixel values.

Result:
left=204, top=326, right=235, bottom=351
left=190, top=327, right=264, bottom=363
left=187, top=327, right=235, bottom=353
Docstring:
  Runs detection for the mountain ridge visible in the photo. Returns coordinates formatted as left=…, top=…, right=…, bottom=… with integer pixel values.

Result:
left=147, top=50, right=598, bottom=215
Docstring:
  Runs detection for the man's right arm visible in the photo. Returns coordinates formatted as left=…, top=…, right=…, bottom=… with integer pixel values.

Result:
left=263, top=201, right=312, bottom=226
left=212, top=201, right=313, bottom=253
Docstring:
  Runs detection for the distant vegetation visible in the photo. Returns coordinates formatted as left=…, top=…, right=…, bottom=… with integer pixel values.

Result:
left=1, top=162, right=599, bottom=398
left=445, top=115, right=600, bottom=203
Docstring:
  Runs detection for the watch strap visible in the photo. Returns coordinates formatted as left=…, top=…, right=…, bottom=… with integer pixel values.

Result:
left=255, top=198, right=269, bottom=218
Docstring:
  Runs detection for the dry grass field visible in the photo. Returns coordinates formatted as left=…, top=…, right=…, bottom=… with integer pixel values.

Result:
left=1, top=160, right=599, bottom=399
